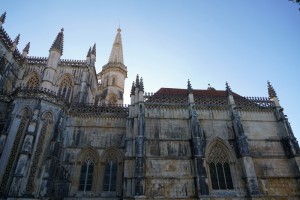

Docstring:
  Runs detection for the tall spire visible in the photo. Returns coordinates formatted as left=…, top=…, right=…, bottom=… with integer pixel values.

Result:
left=0, top=12, right=6, bottom=25
left=108, top=27, right=124, bottom=64
left=267, top=81, right=277, bottom=98
left=50, top=28, right=64, bottom=55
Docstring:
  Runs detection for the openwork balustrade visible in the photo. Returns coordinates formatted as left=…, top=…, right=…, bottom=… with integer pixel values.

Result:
left=235, top=96, right=275, bottom=110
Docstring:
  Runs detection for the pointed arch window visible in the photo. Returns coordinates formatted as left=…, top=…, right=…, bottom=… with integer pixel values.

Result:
left=103, top=159, right=117, bottom=192
left=58, top=76, right=72, bottom=99
left=79, top=155, right=94, bottom=191
left=208, top=144, right=233, bottom=190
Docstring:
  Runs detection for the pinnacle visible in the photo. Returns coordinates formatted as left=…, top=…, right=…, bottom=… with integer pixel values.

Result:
left=50, top=28, right=64, bottom=55
left=140, top=77, right=144, bottom=91
left=23, top=42, right=30, bottom=53
left=187, top=79, right=193, bottom=93
left=131, top=81, right=135, bottom=95
left=87, top=47, right=91, bottom=57
left=91, top=43, right=96, bottom=56
left=226, top=82, right=233, bottom=95
left=0, top=12, right=6, bottom=24
left=13, top=34, right=20, bottom=45
left=135, top=74, right=140, bottom=88
left=267, top=81, right=277, bottom=98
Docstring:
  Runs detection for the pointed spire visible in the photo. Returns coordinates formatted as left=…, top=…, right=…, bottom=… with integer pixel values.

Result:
left=0, top=12, right=6, bottom=25
left=187, top=79, right=193, bottom=93
left=140, top=77, right=144, bottom=91
left=131, top=81, right=135, bottom=95
left=23, top=42, right=30, bottom=53
left=22, top=42, right=30, bottom=57
left=226, top=82, right=232, bottom=95
left=135, top=74, right=140, bottom=88
left=268, top=81, right=277, bottom=98
left=108, top=27, right=124, bottom=64
left=91, top=43, right=96, bottom=56
left=13, top=34, right=20, bottom=45
left=50, top=28, right=64, bottom=55
left=86, top=47, right=91, bottom=57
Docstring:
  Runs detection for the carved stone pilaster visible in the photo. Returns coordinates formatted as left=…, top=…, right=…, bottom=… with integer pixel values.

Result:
left=190, top=106, right=209, bottom=196
left=135, top=105, right=145, bottom=196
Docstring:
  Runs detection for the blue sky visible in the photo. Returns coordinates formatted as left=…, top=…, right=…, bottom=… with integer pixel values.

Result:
left=1, top=1, right=300, bottom=139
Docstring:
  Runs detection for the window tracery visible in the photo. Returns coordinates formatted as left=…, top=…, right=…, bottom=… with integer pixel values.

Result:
left=103, top=159, right=117, bottom=192
left=208, top=144, right=233, bottom=190
left=26, top=74, right=39, bottom=87
left=79, top=154, right=94, bottom=192
left=58, top=76, right=72, bottom=99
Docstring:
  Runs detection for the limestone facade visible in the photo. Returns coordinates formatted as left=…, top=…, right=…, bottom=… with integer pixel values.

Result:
left=0, top=12, right=300, bottom=199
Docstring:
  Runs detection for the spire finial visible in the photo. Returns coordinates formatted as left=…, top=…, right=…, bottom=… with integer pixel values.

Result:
left=13, top=34, right=20, bottom=45
left=131, top=81, right=135, bottom=95
left=0, top=11, right=6, bottom=24
left=87, top=47, right=91, bottom=57
left=50, top=28, right=64, bottom=55
left=140, top=77, right=144, bottom=92
left=23, top=42, right=30, bottom=54
left=135, top=74, right=140, bottom=88
left=268, top=81, right=277, bottom=98
left=91, top=43, right=96, bottom=56
left=108, top=27, right=124, bottom=64
left=226, top=82, right=233, bottom=95
left=187, top=79, right=193, bottom=93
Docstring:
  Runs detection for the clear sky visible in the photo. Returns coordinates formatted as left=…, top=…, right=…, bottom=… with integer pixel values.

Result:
left=1, top=1, right=300, bottom=139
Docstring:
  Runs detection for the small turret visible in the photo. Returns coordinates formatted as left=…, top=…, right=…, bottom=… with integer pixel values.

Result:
left=0, top=11, right=6, bottom=27
left=11, top=34, right=20, bottom=52
left=41, top=28, right=64, bottom=89
left=22, top=42, right=30, bottom=57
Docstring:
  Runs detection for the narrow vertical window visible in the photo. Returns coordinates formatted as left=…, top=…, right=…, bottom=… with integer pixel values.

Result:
left=103, top=159, right=117, bottom=191
left=79, top=155, right=94, bottom=191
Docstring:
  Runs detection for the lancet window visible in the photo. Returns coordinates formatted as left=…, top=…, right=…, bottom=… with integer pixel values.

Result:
left=58, top=76, right=72, bottom=99
left=79, top=154, right=94, bottom=192
left=208, top=144, right=233, bottom=190
left=103, top=159, right=117, bottom=192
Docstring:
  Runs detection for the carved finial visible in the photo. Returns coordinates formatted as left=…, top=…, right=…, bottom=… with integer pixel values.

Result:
left=226, top=82, right=232, bottom=95
left=207, top=83, right=216, bottom=91
left=50, top=28, right=64, bottom=55
left=86, top=47, right=91, bottom=57
left=0, top=12, right=6, bottom=24
left=187, top=79, right=193, bottom=93
left=268, top=81, right=277, bottom=98
left=140, top=77, right=144, bottom=91
left=22, top=42, right=30, bottom=53
left=13, top=34, right=20, bottom=45
left=135, top=74, right=140, bottom=88
left=131, top=81, right=135, bottom=95
left=91, top=43, right=96, bottom=56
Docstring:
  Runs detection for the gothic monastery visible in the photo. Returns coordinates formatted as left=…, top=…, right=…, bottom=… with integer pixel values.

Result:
left=0, top=12, right=300, bottom=200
